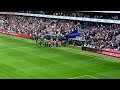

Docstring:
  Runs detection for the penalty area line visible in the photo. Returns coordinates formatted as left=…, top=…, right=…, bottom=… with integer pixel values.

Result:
left=68, top=75, right=99, bottom=79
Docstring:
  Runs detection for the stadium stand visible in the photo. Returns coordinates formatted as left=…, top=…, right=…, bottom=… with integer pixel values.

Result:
left=0, top=12, right=120, bottom=52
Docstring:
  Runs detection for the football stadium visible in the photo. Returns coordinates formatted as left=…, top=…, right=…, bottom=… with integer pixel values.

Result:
left=0, top=11, right=120, bottom=79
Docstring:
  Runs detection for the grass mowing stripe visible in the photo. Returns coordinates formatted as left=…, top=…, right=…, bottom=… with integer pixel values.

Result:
left=55, top=47, right=120, bottom=64
left=12, top=47, right=82, bottom=75
left=0, top=63, right=28, bottom=79
left=0, top=33, right=35, bottom=44
left=68, top=45, right=120, bottom=60
left=0, top=46, right=36, bottom=51
left=0, top=44, right=94, bottom=78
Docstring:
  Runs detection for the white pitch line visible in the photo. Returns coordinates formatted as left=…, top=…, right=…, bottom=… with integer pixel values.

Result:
left=68, top=75, right=99, bottom=79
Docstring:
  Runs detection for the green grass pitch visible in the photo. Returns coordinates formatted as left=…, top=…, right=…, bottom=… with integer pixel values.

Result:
left=0, top=33, right=120, bottom=79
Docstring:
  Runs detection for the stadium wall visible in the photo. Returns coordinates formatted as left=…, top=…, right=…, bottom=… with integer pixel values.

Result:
left=0, top=30, right=34, bottom=39
left=82, top=47, right=120, bottom=58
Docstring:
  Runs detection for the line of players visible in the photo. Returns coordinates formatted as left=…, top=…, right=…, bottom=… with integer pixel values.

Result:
left=37, top=40, right=67, bottom=47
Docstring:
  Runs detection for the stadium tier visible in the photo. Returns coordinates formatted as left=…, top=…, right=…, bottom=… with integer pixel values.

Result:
left=17, top=11, right=120, bottom=20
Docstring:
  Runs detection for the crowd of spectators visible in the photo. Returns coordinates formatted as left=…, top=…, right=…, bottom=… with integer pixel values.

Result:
left=18, top=11, right=120, bottom=20
left=75, top=24, right=120, bottom=51
left=0, top=14, right=81, bottom=38
left=0, top=14, right=120, bottom=52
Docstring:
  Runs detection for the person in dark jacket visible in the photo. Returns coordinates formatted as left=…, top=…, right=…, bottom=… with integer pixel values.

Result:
left=44, top=41, right=47, bottom=47
left=56, top=41, right=58, bottom=47
left=35, top=35, right=39, bottom=45
left=48, top=42, right=51, bottom=47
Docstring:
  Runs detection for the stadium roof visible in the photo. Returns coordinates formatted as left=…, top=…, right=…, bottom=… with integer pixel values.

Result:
left=78, top=11, right=120, bottom=13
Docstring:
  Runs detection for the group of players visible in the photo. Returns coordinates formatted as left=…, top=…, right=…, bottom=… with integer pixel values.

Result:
left=38, top=40, right=63, bottom=47
left=35, top=35, right=67, bottom=47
